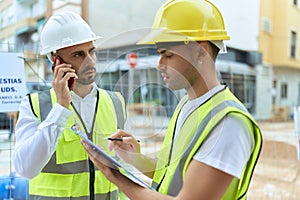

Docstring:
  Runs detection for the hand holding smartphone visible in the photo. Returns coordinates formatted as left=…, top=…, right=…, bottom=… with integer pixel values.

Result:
left=52, top=55, right=76, bottom=90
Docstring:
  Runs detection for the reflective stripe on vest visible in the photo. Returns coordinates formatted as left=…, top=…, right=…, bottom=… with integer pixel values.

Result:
left=30, top=189, right=118, bottom=200
left=152, top=87, right=262, bottom=200
left=106, top=90, right=126, bottom=129
left=28, top=88, right=126, bottom=199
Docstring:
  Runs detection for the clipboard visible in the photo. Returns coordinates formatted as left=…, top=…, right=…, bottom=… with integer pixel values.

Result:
left=70, top=123, right=154, bottom=190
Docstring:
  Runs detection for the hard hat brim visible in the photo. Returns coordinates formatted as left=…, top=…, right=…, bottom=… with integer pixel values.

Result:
left=40, top=35, right=102, bottom=55
left=137, top=28, right=230, bottom=45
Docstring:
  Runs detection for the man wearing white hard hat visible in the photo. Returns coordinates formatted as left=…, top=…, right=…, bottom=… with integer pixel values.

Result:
left=13, top=11, right=126, bottom=199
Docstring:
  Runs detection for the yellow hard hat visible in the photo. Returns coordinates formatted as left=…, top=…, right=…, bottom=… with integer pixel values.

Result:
left=137, top=0, right=230, bottom=45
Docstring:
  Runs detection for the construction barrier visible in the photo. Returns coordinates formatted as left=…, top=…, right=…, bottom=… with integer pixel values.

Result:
left=0, top=172, right=29, bottom=200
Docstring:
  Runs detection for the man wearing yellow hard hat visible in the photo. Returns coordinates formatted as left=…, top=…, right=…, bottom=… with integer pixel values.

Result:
left=82, top=0, right=262, bottom=199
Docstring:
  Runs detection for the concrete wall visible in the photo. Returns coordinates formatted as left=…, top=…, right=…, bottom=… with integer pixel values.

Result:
left=254, top=64, right=273, bottom=120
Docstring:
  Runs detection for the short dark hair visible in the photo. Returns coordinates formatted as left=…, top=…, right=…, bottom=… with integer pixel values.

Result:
left=208, top=41, right=220, bottom=61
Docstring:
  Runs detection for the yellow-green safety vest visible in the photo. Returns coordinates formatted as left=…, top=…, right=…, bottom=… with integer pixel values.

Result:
left=152, top=87, right=262, bottom=200
left=27, top=88, right=126, bottom=199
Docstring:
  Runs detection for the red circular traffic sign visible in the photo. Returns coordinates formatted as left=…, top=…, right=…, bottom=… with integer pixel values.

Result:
left=127, top=52, right=138, bottom=69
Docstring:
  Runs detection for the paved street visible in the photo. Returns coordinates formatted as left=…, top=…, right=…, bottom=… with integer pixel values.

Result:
left=248, top=121, right=300, bottom=200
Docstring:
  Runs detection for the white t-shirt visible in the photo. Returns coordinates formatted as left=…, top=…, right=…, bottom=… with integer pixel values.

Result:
left=174, top=85, right=254, bottom=178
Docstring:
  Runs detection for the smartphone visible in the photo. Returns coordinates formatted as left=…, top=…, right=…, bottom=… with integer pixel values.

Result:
left=52, top=55, right=76, bottom=90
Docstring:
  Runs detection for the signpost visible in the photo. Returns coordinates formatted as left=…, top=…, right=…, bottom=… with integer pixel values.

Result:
left=127, top=52, right=138, bottom=104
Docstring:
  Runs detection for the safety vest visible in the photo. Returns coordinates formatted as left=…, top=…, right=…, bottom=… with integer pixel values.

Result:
left=27, top=88, right=126, bottom=199
left=152, top=87, right=262, bottom=200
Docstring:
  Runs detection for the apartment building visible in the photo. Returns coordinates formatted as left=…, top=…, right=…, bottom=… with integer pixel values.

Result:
left=185, top=0, right=300, bottom=120
left=0, top=0, right=84, bottom=81
left=259, top=0, right=300, bottom=121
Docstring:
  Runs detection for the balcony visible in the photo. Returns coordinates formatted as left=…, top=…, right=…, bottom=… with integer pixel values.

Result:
left=0, top=17, right=37, bottom=40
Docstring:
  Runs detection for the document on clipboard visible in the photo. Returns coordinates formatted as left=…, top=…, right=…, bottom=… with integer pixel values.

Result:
left=70, top=123, right=154, bottom=190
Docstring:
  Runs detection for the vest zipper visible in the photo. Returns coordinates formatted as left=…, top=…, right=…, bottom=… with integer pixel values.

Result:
left=71, top=92, right=98, bottom=199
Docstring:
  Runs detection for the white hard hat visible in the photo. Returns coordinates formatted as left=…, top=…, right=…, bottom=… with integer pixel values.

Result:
left=40, top=11, right=101, bottom=55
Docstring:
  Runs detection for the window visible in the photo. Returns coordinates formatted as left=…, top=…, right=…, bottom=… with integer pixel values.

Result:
left=262, top=18, right=271, bottom=33
left=272, top=80, right=277, bottom=104
left=281, top=82, right=288, bottom=99
left=1, top=5, right=15, bottom=28
left=293, top=0, right=298, bottom=6
left=290, top=31, right=297, bottom=58
left=220, top=72, right=256, bottom=114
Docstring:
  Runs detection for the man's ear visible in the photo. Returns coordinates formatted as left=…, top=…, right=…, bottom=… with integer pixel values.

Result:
left=51, top=51, right=57, bottom=63
left=51, top=55, right=57, bottom=63
left=196, top=41, right=209, bottom=59
left=196, top=41, right=218, bottom=62
left=197, top=41, right=211, bottom=52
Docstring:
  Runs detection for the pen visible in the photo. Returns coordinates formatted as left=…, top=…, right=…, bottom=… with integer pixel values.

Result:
left=107, top=138, right=140, bottom=142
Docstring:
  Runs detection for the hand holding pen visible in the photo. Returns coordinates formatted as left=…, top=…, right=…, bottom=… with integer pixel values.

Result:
left=107, top=137, right=140, bottom=143
left=107, top=130, right=141, bottom=164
